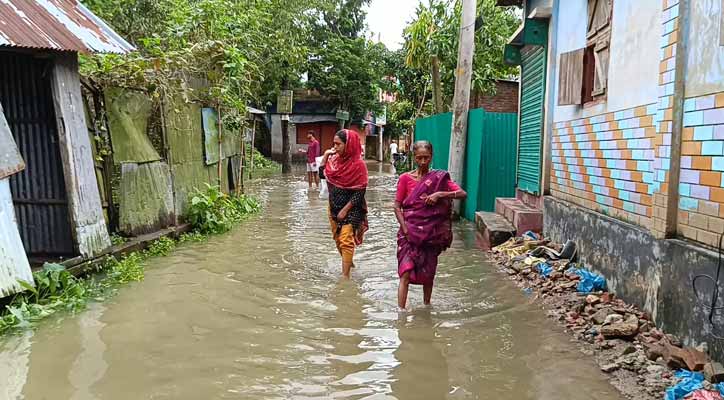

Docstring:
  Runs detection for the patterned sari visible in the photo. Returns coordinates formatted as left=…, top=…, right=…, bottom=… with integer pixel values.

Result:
left=397, top=170, right=454, bottom=285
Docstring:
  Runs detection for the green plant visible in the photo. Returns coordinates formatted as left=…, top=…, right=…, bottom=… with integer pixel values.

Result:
left=187, top=184, right=260, bottom=234
left=145, top=236, right=176, bottom=257
left=110, top=233, right=128, bottom=246
left=0, top=264, right=91, bottom=333
left=179, top=231, right=208, bottom=243
left=106, top=253, right=145, bottom=284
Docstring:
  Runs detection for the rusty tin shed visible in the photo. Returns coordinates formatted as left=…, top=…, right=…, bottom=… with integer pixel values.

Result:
left=0, top=0, right=134, bottom=295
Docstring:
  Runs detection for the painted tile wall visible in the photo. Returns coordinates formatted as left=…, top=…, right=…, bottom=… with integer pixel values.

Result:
left=551, top=105, right=658, bottom=228
left=678, top=92, right=724, bottom=246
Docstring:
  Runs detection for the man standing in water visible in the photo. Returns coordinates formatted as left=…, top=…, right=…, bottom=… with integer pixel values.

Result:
left=389, top=140, right=398, bottom=164
left=299, top=131, right=321, bottom=189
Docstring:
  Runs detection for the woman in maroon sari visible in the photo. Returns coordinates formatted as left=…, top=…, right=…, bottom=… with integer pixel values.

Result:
left=394, top=141, right=466, bottom=308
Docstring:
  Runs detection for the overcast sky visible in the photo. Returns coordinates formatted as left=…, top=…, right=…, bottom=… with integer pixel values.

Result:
left=364, top=0, right=420, bottom=50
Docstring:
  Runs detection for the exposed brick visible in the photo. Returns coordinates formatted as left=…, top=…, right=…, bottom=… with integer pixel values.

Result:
left=471, top=81, right=519, bottom=113
left=641, top=216, right=654, bottom=230
left=689, top=212, right=709, bottom=229
left=698, top=228, right=720, bottom=248
left=699, top=200, right=721, bottom=217
left=679, top=210, right=690, bottom=224
left=709, top=216, right=724, bottom=234
left=679, top=223, right=697, bottom=240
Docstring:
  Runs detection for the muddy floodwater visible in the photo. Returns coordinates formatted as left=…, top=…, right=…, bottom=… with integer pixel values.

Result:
left=0, top=165, right=623, bottom=400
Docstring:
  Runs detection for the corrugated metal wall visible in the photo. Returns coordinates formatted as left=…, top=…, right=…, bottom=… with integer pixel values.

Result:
left=414, top=112, right=453, bottom=170
left=517, top=43, right=547, bottom=195
left=0, top=178, right=34, bottom=297
left=0, top=51, right=75, bottom=257
left=478, top=112, right=519, bottom=212
left=415, top=110, right=518, bottom=221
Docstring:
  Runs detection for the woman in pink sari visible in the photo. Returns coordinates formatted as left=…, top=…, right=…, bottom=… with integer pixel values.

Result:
left=394, top=141, right=466, bottom=309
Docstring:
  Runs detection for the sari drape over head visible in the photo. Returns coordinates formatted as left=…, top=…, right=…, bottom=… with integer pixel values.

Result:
left=325, top=130, right=369, bottom=245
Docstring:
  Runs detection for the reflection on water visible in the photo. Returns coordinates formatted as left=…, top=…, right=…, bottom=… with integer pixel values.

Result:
left=0, top=165, right=623, bottom=399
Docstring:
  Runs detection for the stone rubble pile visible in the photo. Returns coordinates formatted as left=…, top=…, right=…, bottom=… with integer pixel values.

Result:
left=490, top=235, right=724, bottom=399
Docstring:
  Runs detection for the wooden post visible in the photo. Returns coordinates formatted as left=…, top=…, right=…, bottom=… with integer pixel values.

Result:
left=281, top=115, right=291, bottom=173
left=378, top=126, right=384, bottom=162
left=448, top=0, right=477, bottom=213
left=217, top=106, right=224, bottom=187
left=249, top=119, right=256, bottom=179
left=237, top=126, right=245, bottom=195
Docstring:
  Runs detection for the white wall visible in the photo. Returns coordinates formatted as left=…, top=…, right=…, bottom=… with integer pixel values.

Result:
left=686, top=0, right=724, bottom=98
left=270, top=114, right=282, bottom=157
left=552, top=0, right=661, bottom=122
left=270, top=116, right=307, bottom=158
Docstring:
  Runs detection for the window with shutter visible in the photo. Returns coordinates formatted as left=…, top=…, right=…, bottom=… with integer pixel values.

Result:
left=581, top=0, right=612, bottom=102
left=593, top=40, right=610, bottom=96
left=558, top=49, right=584, bottom=106
left=720, top=0, right=724, bottom=45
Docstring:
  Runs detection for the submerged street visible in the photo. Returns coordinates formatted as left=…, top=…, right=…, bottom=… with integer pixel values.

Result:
left=0, top=166, right=623, bottom=400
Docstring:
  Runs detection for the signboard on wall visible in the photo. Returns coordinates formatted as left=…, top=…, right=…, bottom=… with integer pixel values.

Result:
left=335, top=110, right=350, bottom=121
left=277, top=90, right=293, bottom=114
left=201, top=107, right=220, bottom=165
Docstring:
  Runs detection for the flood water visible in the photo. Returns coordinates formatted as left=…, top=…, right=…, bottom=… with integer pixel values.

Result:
left=0, top=164, right=623, bottom=400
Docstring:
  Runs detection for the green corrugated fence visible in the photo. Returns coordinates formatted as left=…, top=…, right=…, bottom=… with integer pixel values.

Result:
left=414, top=109, right=518, bottom=221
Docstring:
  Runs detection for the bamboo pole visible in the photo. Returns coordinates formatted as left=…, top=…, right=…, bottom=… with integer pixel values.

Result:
left=249, top=119, right=256, bottom=179
left=217, top=107, right=223, bottom=189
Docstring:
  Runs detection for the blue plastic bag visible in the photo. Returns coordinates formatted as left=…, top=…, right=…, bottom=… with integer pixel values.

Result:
left=537, top=262, right=553, bottom=278
left=665, top=370, right=705, bottom=400
left=566, top=266, right=607, bottom=293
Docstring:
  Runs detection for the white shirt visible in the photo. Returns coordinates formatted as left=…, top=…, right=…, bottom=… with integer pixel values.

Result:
left=390, top=143, right=398, bottom=154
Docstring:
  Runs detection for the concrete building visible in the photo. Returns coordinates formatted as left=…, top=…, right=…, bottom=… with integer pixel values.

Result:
left=0, top=0, right=133, bottom=295
left=269, top=89, right=366, bottom=161
left=498, top=0, right=724, bottom=359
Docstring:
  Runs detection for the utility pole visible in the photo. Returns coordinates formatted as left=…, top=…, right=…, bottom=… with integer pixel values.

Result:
left=279, top=83, right=293, bottom=174
left=448, top=0, right=476, bottom=212
left=281, top=115, right=291, bottom=173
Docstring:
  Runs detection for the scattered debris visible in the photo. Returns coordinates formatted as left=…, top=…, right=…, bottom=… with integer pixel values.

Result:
left=489, top=235, right=720, bottom=400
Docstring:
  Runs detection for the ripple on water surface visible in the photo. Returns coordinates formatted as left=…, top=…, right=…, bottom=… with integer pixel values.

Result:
left=0, top=167, right=623, bottom=400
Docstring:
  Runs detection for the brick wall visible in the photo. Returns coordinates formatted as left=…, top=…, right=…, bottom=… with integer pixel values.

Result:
left=551, top=104, right=658, bottom=229
left=677, top=92, right=724, bottom=247
left=651, top=0, right=681, bottom=238
left=471, top=80, right=519, bottom=113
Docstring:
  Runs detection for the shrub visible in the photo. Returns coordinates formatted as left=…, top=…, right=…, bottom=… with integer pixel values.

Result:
left=187, top=184, right=260, bottom=234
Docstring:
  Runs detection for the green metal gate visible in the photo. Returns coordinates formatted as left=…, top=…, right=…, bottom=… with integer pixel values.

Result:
left=517, top=44, right=547, bottom=195
left=414, top=109, right=518, bottom=221
left=414, top=112, right=452, bottom=170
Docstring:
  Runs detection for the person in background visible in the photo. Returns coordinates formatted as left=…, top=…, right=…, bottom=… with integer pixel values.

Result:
left=389, top=141, right=398, bottom=164
left=298, top=131, right=320, bottom=189
left=320, top=129, right=369, bottom=279
left=393, top=140, right=466, bottom=309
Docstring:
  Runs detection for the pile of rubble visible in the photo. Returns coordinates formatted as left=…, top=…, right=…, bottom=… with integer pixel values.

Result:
left=489, top=235, right=724, bottom=400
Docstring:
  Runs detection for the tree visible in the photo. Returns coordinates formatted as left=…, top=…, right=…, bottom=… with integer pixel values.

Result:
left=402, top=0, right=519, bottom=112
left=305, top=0, right=387, bottom=123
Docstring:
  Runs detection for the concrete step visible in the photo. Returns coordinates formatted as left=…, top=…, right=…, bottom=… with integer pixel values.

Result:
left=475, top=211, right=516, bottom=249
left=494, top=197, right=543, bottom=236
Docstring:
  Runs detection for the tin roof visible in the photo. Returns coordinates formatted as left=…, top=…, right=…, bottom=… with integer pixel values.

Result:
left=0, top=0, right=135, bottom=54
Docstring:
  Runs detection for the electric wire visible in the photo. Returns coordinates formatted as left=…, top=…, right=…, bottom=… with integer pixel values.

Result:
left=693, top=231, right=724, bottom=340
